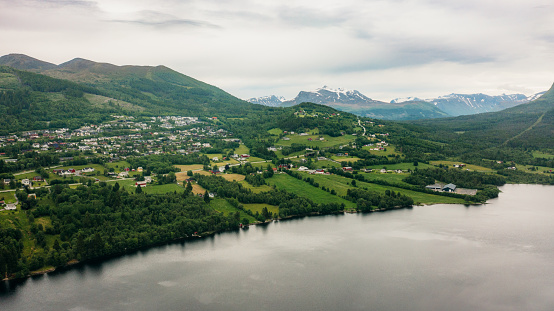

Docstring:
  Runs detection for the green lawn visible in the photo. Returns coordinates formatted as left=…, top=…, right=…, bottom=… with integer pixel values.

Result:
left=209, top=199, right=257, bottom=223
left=430, top=161, right=494, bottom=172
left=1, top=191, right=17, bottom=203
left=266, top=174, right=356, bottom=209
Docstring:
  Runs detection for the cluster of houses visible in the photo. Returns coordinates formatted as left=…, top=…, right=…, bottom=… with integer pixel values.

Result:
left=1, top=116, right=233, bottom=162
left=52, top=167, right=95, bottom=176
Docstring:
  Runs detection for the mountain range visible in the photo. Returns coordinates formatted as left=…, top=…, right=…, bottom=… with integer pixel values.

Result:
left=248, top=86, right=545, bottom=120
left=0, top=53, right=263, bottom=133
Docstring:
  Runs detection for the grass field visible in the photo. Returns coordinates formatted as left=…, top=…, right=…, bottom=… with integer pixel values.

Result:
left=266, top=174, right=356, bottom=209
left=234, top=144, right=250, bottom=155
left=267, top=128, right=283, bottom=135
left=191, top=183, right=206, bottom=195
left=142, top=183, right=183, bottom=194
left=209, top=199, right=257, bottom=223
left=330, top=156, right=361, bottom=162
left=362, top=145, right=402, bottom=157
left=221, top=174, right=245, bottom=181
left=105, top=161, right=131, bottom=172
left=364, top=162, right=434, bottom=171
left=0, top=191, right=17, bottom=204
left=359, top=172, right=412, bottom=185
left=238, top=180, right=273, bottom=193
left=276, top=134, right=355, bottom=149
left=430, top=161, right=494, bottom=172
left=532, top=151, right=554, bottom=159
left=515, top=164, right=554, bottom=175
left=175, top=164, right=204, bottom=172
left=305, top=173, right=466, bottom=205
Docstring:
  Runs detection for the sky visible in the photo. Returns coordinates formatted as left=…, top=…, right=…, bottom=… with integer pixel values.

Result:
left=1, top=0, right=554, bottom=102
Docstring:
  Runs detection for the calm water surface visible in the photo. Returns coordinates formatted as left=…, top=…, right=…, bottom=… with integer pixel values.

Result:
left=1, top=184, right=553, bottom=310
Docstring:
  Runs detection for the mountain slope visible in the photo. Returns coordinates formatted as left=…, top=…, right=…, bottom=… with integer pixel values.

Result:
left=411, top=83, right=554, bottom=149
left=0, top=54, right=57, bottom=71
left=426, top=93, right=530, bottom=116
left=278, top=86, right=450, bottom=120
left=0, top=54, right=264, bottom=119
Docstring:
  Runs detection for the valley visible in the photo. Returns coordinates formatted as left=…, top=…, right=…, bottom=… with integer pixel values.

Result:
left=1, top=54, right=553, bottom=281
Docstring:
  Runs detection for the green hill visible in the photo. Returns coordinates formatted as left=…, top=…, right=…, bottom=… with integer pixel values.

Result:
left=0, top=54, right=266, bottom=133
left=402, top=83, right=554, bottom=154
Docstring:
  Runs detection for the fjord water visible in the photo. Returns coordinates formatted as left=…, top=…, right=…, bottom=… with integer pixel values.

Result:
left=1, top=184, right=553, bottom=311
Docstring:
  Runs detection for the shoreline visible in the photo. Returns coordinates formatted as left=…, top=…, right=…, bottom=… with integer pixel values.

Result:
left=1, top=198, right=487, bottom=282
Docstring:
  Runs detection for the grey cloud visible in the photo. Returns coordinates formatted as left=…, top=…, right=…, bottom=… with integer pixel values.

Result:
left=327, top=40, right=497, bottom=75
left=110, top=10, right=220, bottom=29
left=278, top=6, right=351, bottom=28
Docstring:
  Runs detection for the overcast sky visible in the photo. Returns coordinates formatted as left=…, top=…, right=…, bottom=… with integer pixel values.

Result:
left=1, top=0, right=553, bottom=101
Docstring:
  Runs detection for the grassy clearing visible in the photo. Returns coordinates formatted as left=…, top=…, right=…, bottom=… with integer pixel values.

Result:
left=238, top=180, right=273, bottom=193
left=1, top=191, right=17, bottom=203
left=330, top=156, right=361, bottom=162
left=276, top=134, right=355, bottom=149
left=142, top=183, right=183, bottom=194
left=532, top=151, right=554, bottom=159
left=234, top=144, right=250, bottom=155
left=243, top=203, right=279, bottom=216
left=221, top=174, right=245, bottom=181
left=209, top=199, right=257, bottom=223
left=191, top=183, right=206, bottom=195
left=515, top=164, right=554, bottom=175
left=105, top=161, right=131, bottom=171
left=363, top=145, right=402, bottom=157
left=175, top=164, right=204, bottom=172
left=359, top=172, right=412, bottom=185
left=266, top=174, right=356, bottom=209
left=267, top=128, right=283, bottom=135
left=365, top=162, right=433, bottom=170
left=430, top=161, right=494, bottom=172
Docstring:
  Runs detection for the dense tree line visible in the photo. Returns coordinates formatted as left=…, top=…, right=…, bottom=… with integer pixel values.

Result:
left=2, top=182, right=243, bottom=279
left=346, top=188, right=414, bottom=212
left=194, top=174, right=344, bottom=218
left=403, top=167, right=506, bottom=189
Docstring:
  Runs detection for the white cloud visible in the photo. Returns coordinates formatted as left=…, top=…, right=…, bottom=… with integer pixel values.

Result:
left=1, top=0, right=553, bottom=101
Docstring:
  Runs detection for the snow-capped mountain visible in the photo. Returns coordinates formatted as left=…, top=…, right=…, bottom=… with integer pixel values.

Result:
left=390, top=97, right=423, bottom=104
left=246, top=95, right=286, bottom=107
left=281, top=86, right=383, bottom=107
left=280, top=86, right=450, bottom=120
left=392, top=92, right=544, bottom=116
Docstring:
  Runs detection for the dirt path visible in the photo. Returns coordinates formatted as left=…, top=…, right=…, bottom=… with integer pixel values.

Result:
left=502, top=112, right=545, bottom=146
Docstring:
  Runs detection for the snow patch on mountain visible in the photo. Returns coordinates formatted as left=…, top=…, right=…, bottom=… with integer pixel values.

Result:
left=247, top=95, right=286, bottom=107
